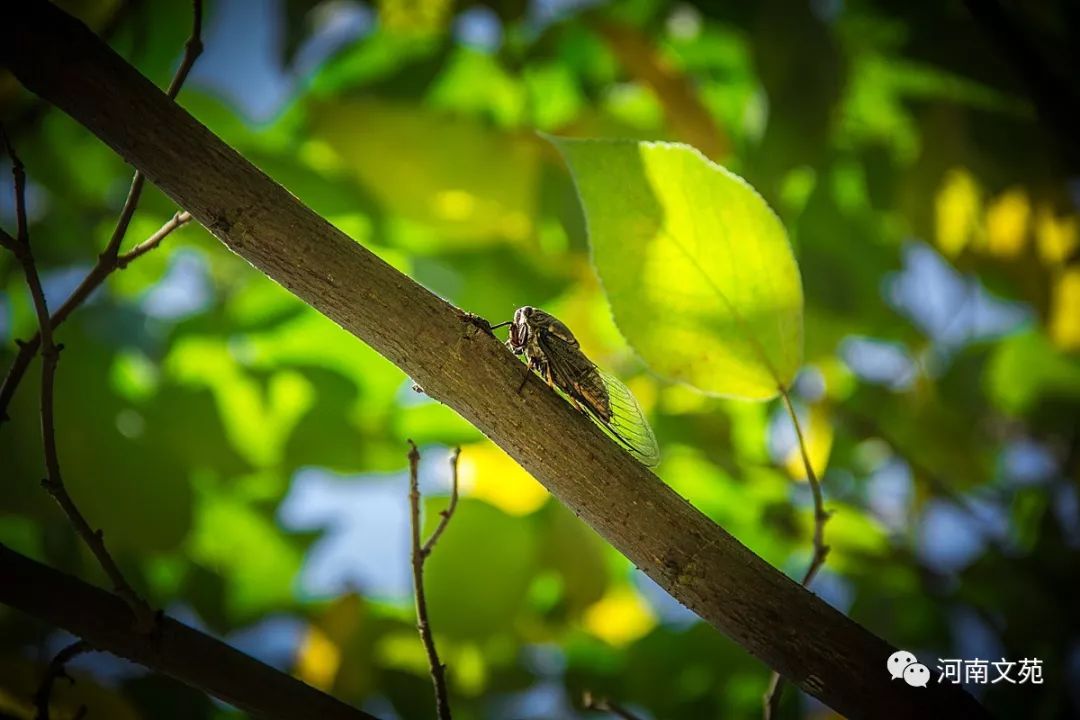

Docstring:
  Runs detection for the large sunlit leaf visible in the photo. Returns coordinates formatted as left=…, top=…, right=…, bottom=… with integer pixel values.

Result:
left=549, top=137, right=803, bottom=399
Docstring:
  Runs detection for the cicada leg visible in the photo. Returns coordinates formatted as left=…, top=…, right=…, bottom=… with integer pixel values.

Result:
left=543, top=364, right=558, bottom=392
left=518, top=357, right=543, bottom=394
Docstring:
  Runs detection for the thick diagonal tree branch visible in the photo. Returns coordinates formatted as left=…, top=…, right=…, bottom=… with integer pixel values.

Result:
left=0, top=544, right=379, bottom=720
left=0, top=5, right=989, bottom=718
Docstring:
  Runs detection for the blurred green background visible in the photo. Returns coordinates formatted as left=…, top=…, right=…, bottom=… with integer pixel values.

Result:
left=2, top=0, right=1079, bottom=718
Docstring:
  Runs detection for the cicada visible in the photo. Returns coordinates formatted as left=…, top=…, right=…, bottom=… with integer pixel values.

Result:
left=492, top=306, right=660, bottom=467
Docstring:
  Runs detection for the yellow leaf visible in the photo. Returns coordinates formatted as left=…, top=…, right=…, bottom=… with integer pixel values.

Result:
left=453, top=644, right=487, bottom=695
left=458, top=442, right=549, bottom=516
left=817, top=357, right=856, bottom=401
left=377, top=0, right=452, bottom=36
left=1037, top=207, right=1079, bottom=266
left=935, top=167, right=981, bottom=257
left=582, top=585, right=657, bottom=646
left=295, top=625, right=341, bottom=691
left=985, top=187, right=1030, bottom=258
left=376, top=631, right=432, bottom=675
left=1050, top=269, right=1080, bottom=351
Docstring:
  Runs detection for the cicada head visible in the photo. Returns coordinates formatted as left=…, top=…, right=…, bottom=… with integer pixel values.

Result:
left=507, top=306, right=534, bottom=354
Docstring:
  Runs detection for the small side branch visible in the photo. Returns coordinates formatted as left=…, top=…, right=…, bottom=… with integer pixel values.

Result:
left=0, top=210, right=191, bottom=422
left=763, top=388, right=831, bottom=719
left=407, top=441, right=458, bottom=720
left=33, top=639, right=94, bottom=720
left=0, top=0, right=202, bottom=425
left=1, top=131, right=155, bottom=631
left=583, top=691, right=645, bottom=720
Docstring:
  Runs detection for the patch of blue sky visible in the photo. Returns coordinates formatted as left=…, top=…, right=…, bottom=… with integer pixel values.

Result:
left=278, top=447, right=457, bottom=599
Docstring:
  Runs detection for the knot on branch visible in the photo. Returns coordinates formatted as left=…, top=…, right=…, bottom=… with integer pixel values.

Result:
left=41, top=342, right=64, bottom=360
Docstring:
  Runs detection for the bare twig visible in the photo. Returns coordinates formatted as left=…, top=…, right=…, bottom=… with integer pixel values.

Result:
left=764, top=388, right=831, bottom=718
left=118, top=210, right=192, bottom=267
left=407, top=441, right=458, bottom=720
left=0, top=0, right=203, bottom=425
left=420, top=446, right=460, bottom=559
left=583, top=691, right=645, bottom=720
left=1, top=132, right=156, bottom=631
left=34, top=639, right=94, bottom=720
left=165, top=0, right=204, bottom=99
left=0, top=210, right=192, bottom=421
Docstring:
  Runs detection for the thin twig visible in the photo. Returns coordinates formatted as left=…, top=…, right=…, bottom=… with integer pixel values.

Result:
left=781, top=389, right=830, bottom=586
left=0, top=0, right=203, bottom=425
left=33, top=639, right=94, bottom=720
left=0, top=211, right=192, bottom=421
left=1, top=134, right=156, bottom=631
left=118, top=210, right=192, bottom=267
left=420, top=446, right=460, bottom=559
left=763, top=388, right=831, bottom=719
left=407, top=441, right=458, bottom=720
left=583, top=691, right=645, bottom=720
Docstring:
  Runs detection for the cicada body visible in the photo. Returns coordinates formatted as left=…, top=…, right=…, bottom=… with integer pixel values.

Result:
left=502, top=306, right=660, bottom=467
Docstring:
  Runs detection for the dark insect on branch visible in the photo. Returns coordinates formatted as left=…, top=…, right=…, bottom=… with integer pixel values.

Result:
left=495, top=306, right=660, bottom=467
left=407, top=442, right=460, bottom=720
left=33, top=639, right=94, bottom=720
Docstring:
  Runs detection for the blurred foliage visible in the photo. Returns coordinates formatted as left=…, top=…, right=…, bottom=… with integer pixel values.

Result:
left=1, top=0, right=1079, bottom=719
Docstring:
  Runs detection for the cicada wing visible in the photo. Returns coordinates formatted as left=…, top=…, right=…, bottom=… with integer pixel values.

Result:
left=537, top=329, right=660, bottom=467
left=593, top=369, right=661, bottom=467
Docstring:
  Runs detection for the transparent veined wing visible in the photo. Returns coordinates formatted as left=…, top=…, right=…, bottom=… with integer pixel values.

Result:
left=536, top=328, right=660, bottom=467
left=590, top=368, right=661, bottom=467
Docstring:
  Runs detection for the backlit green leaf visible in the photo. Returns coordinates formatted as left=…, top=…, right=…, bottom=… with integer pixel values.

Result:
left=549, top=137, right=803, bottom=399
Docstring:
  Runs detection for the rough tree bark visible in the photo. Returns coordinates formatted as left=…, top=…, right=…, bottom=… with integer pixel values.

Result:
left=1, top=4, right=990, bottom=719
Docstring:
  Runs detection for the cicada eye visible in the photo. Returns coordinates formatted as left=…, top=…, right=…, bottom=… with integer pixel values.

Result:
left=522, top=306, right=534, bottom=318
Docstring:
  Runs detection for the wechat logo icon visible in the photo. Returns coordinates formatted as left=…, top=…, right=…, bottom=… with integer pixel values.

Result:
left=888, top=650, right=930, bottom=688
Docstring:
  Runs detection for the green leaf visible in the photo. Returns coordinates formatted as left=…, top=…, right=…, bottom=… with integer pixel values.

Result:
left=548, top=137, right=803, bottom=400
left=188, top=486, right=302, bottom=621
left=423, top=499, right=537, bottom=639
left=309, top=99, right=540, bottom=246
